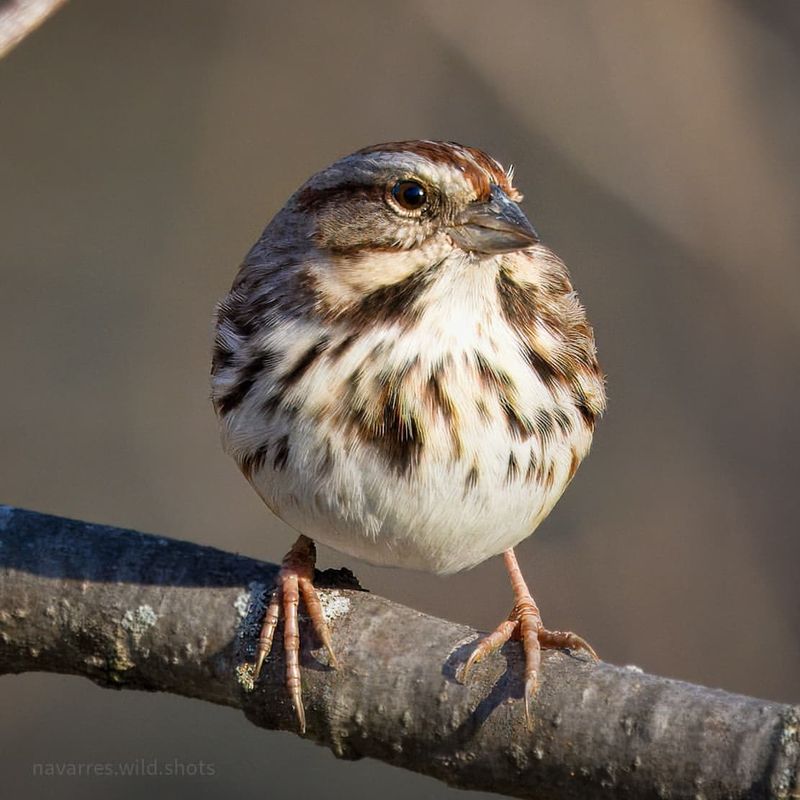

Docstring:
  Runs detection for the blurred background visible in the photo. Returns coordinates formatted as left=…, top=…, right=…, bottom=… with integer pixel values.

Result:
left=1, top=1, right=798, bottom=798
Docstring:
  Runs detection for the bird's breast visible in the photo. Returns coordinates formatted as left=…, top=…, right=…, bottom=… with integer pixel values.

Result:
left=217, top=312, right=593, bottom=573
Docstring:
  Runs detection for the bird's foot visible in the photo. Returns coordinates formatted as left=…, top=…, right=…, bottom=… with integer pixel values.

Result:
left=458, top=548, right=598, bottom=729
left=252, top=535, right=338, bottom=733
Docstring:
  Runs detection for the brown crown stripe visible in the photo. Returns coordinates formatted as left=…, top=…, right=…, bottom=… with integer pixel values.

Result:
left=356, top=140, right=511, bottom=200
left=216, top=349, right=279, bottom=415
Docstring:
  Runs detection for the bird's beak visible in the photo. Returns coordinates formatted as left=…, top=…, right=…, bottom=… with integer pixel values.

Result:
left=448, top=184, right=539, bottom=255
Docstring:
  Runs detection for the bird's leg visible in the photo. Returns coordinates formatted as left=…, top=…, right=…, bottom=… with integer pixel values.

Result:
left=460, top=547, right=598, bottom=728
left=253, top=535, right=337, bottom=733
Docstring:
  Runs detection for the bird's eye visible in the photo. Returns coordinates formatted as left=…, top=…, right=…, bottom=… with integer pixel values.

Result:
left=391, top=180, right=427, bottom=212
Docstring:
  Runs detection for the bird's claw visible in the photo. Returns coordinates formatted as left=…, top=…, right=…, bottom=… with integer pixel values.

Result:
left=251, top=535, right=338, bottom=734
left=459, top=549, right=598, bottom=729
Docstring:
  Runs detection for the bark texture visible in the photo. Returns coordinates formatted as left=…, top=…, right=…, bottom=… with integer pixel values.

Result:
left=0, top=504, right=797, bottom=799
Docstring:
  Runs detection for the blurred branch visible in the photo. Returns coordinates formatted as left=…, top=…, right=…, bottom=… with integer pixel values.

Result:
left=0, top=0, right=67, bottom=59
left=0, top=505, right=797, bottom=799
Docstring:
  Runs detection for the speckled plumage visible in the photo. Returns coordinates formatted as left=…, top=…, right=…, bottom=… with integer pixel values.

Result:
left=212, top=141, right=604, bottom=573
left=211, top=141, right=605, bottom=729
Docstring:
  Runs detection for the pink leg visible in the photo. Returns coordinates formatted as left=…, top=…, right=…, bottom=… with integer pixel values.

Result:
left=252, top=535, right=338, bottom=733
left=460, top=548, right=598, bottom=728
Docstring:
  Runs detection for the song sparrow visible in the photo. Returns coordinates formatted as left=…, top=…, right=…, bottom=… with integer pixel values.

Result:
left=211, top=140, right=606, bottom=731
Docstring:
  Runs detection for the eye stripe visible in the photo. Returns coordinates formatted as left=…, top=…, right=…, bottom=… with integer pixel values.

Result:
left=294, top=182, right=383, bottom=212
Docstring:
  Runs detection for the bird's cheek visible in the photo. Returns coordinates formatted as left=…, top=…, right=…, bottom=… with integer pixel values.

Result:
left=339, top=249, right=428, bottom=293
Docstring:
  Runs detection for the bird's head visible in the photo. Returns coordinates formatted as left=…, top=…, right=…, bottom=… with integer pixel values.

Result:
left=294, top=140, right=537, bottom=256
left=250, top=141, right=540, bottom=311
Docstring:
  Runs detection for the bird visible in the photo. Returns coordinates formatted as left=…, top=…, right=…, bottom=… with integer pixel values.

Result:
left=211, top=140, right=606, bottom=732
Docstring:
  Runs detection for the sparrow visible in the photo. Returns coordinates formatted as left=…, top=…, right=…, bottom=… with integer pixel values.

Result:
left=211, top=140, right=606, bottom=732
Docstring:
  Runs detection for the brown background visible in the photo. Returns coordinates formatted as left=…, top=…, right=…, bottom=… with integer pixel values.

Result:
left=1, top=1, right=798, bottom=798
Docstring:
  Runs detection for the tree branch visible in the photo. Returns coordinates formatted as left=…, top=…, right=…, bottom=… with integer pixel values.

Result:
left=0, top=0, right=68, bottom=59
left=0, top=505, right=797, bottom=799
